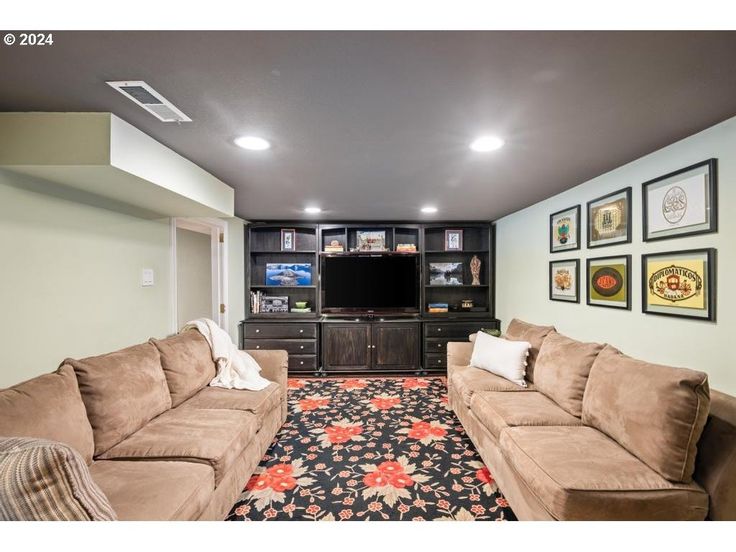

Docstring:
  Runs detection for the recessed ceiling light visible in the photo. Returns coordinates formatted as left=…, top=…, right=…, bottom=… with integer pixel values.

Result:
left=421, top=206, right=438, bottom=214
left=470, top=136, right=505, bottom=152
left=304, top=206, right=322, bottom=214
left=234, top=136, right=271, bottom=151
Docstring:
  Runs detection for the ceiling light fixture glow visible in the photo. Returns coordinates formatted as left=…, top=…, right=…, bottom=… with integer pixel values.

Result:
left=470, top=136, right=505, bottom=152
left=304, top=206, right=322, bottom=214
left=234, top=136, right=271, bottom=151
left=421, top=206, right=438, bottom=214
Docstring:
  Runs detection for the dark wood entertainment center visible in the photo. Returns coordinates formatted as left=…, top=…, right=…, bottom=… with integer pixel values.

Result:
left=239, top=222, right=499, bottom=375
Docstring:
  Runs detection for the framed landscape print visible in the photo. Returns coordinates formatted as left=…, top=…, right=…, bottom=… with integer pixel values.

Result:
left=280, top=228, right=296, bottom=251
left=265, top=263, right=313, bottom=286
left=444, top=229, right=463, bottom=251
left=642, top=159, right=718, bottom=242
left=549, top=205, right=580, bottom=253
left=642, top=248, right=716, bottom=321
left=587, top=187, right=631, bottom=248
left=549, top=259, right=580, bottom=303
left=587, top=255, right=631, bottom=309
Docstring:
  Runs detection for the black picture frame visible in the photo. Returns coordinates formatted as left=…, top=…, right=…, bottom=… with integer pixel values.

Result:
left=642, top=159, right=718, bottom=242
left=444, top=229, right=463, bottom=251
left=549, top=205, right=581, bottom=253
left=549, top=258, right=580, bottom=303
left=587, top=187, right=632, bottom=249
left=641, top=248, right=716, bottom=322
left=280, top=228, right=296, bottom=251
left=586, top=254, right=631, bottom=310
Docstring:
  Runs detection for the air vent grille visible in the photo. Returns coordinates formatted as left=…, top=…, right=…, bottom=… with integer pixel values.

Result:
left=106, top=81, right=191, bottom=123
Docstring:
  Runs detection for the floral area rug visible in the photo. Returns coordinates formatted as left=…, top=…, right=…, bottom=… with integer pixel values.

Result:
left=226, top=377, right=516, bottom=521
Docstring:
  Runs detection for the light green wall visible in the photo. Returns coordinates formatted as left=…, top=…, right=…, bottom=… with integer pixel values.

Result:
left=175, top=227, right=213, bottom=328
left=495, top=116, right=736, bottom=394
left=0, top=169, right=172, bottom=388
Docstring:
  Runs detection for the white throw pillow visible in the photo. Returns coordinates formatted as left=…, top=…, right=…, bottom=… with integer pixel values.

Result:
left=469, top=331, right=531, bottom=387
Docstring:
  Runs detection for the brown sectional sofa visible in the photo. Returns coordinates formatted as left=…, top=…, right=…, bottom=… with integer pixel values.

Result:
left=0, top=330, right=288, bottom=521
left=448, top=319, right=736, bottom=521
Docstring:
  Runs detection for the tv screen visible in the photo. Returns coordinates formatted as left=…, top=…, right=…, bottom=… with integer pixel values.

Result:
left=321, top=255, right=419, bottom=313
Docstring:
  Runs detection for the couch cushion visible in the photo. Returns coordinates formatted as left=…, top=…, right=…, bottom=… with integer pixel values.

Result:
left=150, top=330, right=217, bottom=407
left=503, top=319, right=555, bottom=382
left=582, top=345, right=710, bottom=483
left=98, top=408, right=258, bottom=485
left=0, top=437, right=116, bottom=521
left=0, top=365, right=95, bottom=464
left=500, top=426, right=709, bottom=520
left=90, top=459, right=214, bottom=521
left=470, top=391, right=582, bottom=439
left=533, top=331, right=604, bottom=417
left=451, top=364, right=536, bottom=407
left=178, top=383, right=282, bottom=429
left=66, top=342, right=171, bottom=457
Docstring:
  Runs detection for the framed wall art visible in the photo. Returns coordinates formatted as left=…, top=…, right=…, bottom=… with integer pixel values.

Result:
left=587, top=255, right=631, bottom=310
left=642, top=158, right=718, bottom=242
left=280, top=228, right=296, bottom=251
left=549, top=205, right=580, bottom=253
left=587, top=187, right=631, bottom=248
left=356, top=230, right=387, bottom=251
left=549, top=258, right=580, bottom=303
left=444, top=229, right=463, bottom=251
left=641, top=248, right=716, bottom=321
left=265, top=263, right=313, bottom=286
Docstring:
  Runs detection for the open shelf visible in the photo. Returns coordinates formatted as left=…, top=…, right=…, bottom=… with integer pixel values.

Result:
left=251, top=250, right=317, bottom=254
left=251, top=285, right=317, bottom=289
left=425, top=284, right=489, bottom=288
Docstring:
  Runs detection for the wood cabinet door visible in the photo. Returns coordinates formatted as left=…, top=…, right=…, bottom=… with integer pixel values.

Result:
left=371, top=323, right=420, bottom=371
left=322, top=324, right=371, bottom=371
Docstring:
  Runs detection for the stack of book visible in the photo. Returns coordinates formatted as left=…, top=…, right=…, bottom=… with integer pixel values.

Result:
left=250, top=290, right=263, bottom=314
left=427, top=302, right=449, bottom=313
left=290, top=307, right=312, bottom=313
left=395, top=243, right=417, bottom=252
left=324, top=245, right=344, bottom=252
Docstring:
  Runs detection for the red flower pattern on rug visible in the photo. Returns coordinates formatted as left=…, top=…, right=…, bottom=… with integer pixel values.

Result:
left=227, top=377, right=515, bottom=521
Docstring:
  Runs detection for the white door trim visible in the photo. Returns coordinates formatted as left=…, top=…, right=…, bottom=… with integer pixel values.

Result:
left=171, top=217, right=229, bottom=333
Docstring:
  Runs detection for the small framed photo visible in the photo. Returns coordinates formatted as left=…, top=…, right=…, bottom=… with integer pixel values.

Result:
left=642, top=159, right=718, bottom=242
left=280, top=228, right=296, bottom=251
left=642, top=248, right=716, bottom=321
left=549, top=259, right=580, bottom=303
left=356, top=230, right=387, bottom=251
left=587, top=187, right=631, bottom=248
left=549, top=205, right=580, bottom=253
left=444, top=229, right=463, bottom=251
left=587, top=255, right=631, bottom=310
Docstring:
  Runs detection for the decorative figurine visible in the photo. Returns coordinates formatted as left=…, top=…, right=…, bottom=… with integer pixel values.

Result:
left=470, top=255, right=481, bottom=286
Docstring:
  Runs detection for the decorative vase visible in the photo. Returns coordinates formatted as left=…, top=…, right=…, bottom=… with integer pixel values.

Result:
left=470, top=255, right=481, bottom=286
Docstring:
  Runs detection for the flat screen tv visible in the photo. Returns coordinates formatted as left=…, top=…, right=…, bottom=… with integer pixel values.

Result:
left=321, top=254, right=419, bottom=314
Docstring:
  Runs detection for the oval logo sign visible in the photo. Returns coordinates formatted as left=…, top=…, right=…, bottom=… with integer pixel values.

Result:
left=648, top=264, right=702, bottom=303
left=592, top=267, right=623, bottom=297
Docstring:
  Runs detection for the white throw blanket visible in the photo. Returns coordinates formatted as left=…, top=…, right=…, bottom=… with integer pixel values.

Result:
left=182, top=318, right=271, bottom=391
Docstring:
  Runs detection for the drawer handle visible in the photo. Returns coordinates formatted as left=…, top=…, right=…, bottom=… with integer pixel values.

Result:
left=300, top=361, right=304, bottom=365
left=299, top=329, right=304, bottom=333
left=437, top=328, right=442, bottom=332
left=256, top=345, right=261, bottom=349
left=437, top=359, right=442, bottom=364
left=300, top=345, right=304, bottom=349
left=255, top=329, right=260, bottom=333
left=437, top=343, right=441, bottom=348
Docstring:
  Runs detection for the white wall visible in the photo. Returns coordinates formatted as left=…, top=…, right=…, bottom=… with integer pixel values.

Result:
left=175, top=227, right=213, bottom=328
left=495, top=116, right=736, bottom=394
left=226, top=217, right=246, bottom=342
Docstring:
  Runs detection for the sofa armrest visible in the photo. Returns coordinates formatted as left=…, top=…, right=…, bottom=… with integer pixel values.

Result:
left=447, top=341, right=473, bottom=370
left=247, top=349, right=288, bottom=423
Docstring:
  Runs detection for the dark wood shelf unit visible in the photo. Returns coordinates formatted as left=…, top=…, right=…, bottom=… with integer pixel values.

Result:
left=243, top=220, right=497, bottom=375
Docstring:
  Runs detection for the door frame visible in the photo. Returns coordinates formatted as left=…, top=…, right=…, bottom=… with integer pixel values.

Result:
left=170, top=217, right=228, bottom=333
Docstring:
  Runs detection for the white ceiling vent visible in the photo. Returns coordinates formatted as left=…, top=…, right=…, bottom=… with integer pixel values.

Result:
left=106, top=81, right=191, bottom=123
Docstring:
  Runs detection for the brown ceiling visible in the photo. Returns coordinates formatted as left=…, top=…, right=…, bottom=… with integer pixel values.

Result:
left=1, top=31, right=735, bottom=221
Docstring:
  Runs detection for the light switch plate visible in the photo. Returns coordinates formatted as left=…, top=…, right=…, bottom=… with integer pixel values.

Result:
left=141, top=268, right=155, bottom=287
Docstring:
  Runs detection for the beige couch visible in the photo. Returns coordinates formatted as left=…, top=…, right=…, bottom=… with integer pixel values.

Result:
left=448, top=319, right=736, bottom=521
left=0, top=330, right=288, bottom=521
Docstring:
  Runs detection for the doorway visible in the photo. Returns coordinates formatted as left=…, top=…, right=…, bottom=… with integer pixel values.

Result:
left=171, top=218, right=228, bottom=333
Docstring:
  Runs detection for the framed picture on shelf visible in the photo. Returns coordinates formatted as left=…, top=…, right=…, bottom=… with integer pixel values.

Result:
left=429, top=262, right=463, bottom=286
left=642, top=248, right=716, bottom=321
left=587, top=255, right=631, bottom=310
left=356, top=230, right=386, bottom=251
left=549, top=259, right=580, bottom=303
left=444, top=229, right=463, bottom=251
left=280, top=228, right=296, bottom=251
left=549, top=205, right=580, bottom=253
left=265, top=263, right=312, bottom=286
left=587, top=187, right=631, bottom=248
left=642, top=159, right=718, bottom=242
left=260, top=295, right=289, bottom=313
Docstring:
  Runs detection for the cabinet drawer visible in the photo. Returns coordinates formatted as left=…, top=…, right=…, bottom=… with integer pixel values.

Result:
left=244, top=323, right=317, bottom=339
left=424, top=321, right=498, bottom=339
left=288, top=355, right=317, bottom=371
left=244, top=339, right=316, bottom=355
left=425, top=338, right=449, bottom=353
left=424, top=353, right=447, bottom=369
